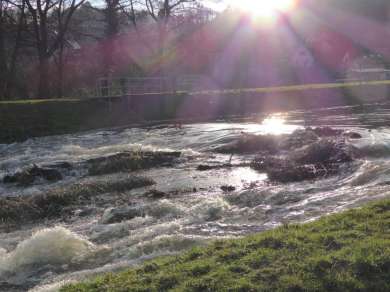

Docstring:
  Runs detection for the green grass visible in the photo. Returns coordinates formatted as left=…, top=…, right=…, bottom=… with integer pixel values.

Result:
left=62, top=199, right=390, bottom=292
left=0, top=98, right=80, bottom=105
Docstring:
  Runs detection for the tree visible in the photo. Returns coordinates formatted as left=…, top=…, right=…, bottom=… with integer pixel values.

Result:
left=143, top=0, right=196, bottom=77
left=0, top=0, right=10, bottom=98
left=101, top=0, right=120, bottom=77
left=0, top=0, right=27, bottom=99
left=22, top=0, right=85, bottom=98
left=145, top=0, right=196, bottom=23
left=100, top=0, right=148, bottom=76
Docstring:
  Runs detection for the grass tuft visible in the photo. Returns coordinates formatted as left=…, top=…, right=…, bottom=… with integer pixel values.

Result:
left=87, top=151, right=181, bottom=176
left=0, top=176, right=155, bottom=223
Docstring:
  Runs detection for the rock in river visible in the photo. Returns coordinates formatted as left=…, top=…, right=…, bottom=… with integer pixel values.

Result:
left=87, top=151, right=182, bottom=176
left=215, top=133, right=278, bottom=154
left=3, top=165, right=62, bottom=186
left=290, top=139, right=355, bottom=165
left=251, top=139, right=359, bottom=183
left=311, top=126, right=344, bottom=137
left=100, top=206, right=143, bottom=224
left=214, top=127, right=354, bottom=155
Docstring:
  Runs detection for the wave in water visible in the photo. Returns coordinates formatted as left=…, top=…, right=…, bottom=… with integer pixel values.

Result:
left=0, top=227, right=95, bottom=275
left=128, top=234, right=209, bottom=259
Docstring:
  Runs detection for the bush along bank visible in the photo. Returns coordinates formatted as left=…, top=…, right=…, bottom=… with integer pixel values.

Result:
left=62, top=198, right=390, bottom=291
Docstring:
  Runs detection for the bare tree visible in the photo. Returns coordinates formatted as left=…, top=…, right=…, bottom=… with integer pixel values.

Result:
left=145, top=0, right=197, bottom=41
left=21, top=0, right=85, bottom=98
left=101, top=0, right=120, bottom=77
left=143, top=0, right=197, bottom=77
left=145, top=0, right=196, bottom=23
left=0, top=0, right=27, bottom=99
left=0, top=0, right=8, bottom=98
left=53, top=0, right=83, bottom=97
left=100, top=0, right=147, bottom=76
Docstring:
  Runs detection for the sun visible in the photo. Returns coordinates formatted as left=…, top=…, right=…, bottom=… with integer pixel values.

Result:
left=228, top=0, right=296, bottom=19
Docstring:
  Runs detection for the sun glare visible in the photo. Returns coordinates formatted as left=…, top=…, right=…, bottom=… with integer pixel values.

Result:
left=260, top=114, right=299, bottom=135
left=228, top=0, right=296, bottom=20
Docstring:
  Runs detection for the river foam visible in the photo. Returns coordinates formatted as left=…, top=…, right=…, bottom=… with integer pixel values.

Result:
left=0, top=227, right=95, bottom=275
left=128, top=234, right=208, bottom=259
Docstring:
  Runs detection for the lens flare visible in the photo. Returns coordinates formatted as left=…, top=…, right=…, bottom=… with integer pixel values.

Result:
left=228, top=0, right=296, bottom=20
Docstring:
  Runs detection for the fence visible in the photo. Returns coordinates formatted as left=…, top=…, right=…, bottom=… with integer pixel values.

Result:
left=64, top=70, right=390, bottom=102
left=96, top=75, right=202, bottom=97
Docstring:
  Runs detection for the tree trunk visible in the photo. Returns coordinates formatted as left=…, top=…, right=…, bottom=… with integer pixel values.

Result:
left=36, top=11, right=51, bottom=99
left=38, top=55, right=50, bottom=99
left=4, top=3, right=25, bottom=99
left=57, top=43, right=64, bottom=98
left=103, top=0, right=119, bottom=77
left=0, top=0, right=8, bottom=99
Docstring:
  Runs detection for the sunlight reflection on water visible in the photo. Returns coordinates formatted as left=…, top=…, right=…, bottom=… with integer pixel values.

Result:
left=230, top=167, right=268, bottom=185
left=258, top=114, right=300, bottom=135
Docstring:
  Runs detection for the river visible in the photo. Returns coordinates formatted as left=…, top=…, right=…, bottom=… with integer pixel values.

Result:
left=1, top=103, right=390, bottom=291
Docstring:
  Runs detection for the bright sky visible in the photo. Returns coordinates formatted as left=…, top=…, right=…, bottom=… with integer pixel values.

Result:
left=203, top=0, right=297, bottom=19
left=203, top=0, right=227, bottom=11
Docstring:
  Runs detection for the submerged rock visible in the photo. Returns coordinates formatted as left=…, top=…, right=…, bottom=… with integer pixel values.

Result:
left=215, top=127, right=353, bottom=155
left=252, top=156, right=342, bottom=183
left=311, top=126, right=344, bottom=137
left=0, top=176, right=155, bottom=224
left=144, top=189, right=169, bottom=199
left=100, top=206, right=143, bottom=224
left=215, top=133, right=278, bottom=154
left=197, top=164, right=221, bottom=171
left=45, top=161, right=73, bottom=169
left=344, top=131, right=363, bottom=139
left=251, top=139, right=359, bottom=183
left=74, top=207, right=97, bottom=217
left=268, top=161, right=340, bottom=183
left=197, top=163, right=249, bottom=171
left=291, top=139, right=355, bottom=165
left=87, top=151, right=181, bottom=176
left=211, top=127, right=360, bottom=183
left=3, top=165, right=62, bottom=186
left=210, top=127, right=360, bottom=183
left=279, top=129, right=319, bottom=150
left=221, top=185, right=236, bottom=192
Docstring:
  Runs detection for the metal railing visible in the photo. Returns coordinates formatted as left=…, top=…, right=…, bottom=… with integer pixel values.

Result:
left=95, top=75, right=202, bottom=97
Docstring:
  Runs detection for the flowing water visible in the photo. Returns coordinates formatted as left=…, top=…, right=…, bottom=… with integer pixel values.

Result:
left=2, top=103, right=390, bottom=291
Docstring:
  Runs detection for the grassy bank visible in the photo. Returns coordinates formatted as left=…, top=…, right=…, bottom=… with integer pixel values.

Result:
left=62, top=199, right=390, bottom=291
